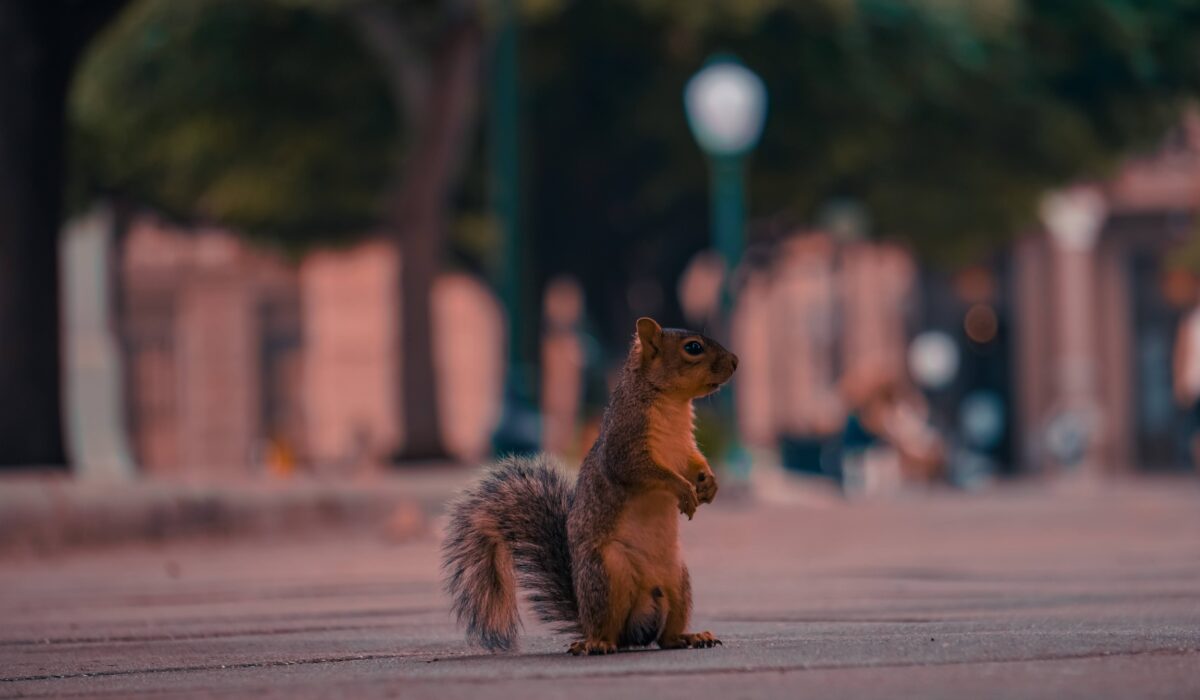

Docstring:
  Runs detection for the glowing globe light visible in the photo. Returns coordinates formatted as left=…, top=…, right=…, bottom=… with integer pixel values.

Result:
left=1040, top=187, right=1106, bottom=251
left=908, top=331, right=960, bottom=390
left=684, top=57, right=768, bottom=157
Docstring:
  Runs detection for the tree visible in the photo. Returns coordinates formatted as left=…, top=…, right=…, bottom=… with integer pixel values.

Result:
left=522, top=0, right=1200, bottom=348
left=0, top=0, right=128, bottom=469
left=61, top=0, right=1200, bottom=464
left=343, top=1, right=483, bottom=461
left=72, top=0, right=398, bottom=248
left=74, top=0, right=484, bottom=461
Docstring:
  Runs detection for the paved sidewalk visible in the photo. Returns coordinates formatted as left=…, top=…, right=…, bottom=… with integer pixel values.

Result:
left=1, top=478, right=1198, bottom=698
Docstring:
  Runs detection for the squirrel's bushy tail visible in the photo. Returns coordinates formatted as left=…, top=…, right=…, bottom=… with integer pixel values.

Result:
left=441, top=454, right=579, bottom=651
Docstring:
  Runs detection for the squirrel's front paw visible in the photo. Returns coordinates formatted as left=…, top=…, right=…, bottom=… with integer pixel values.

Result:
left=695, top=470, right=718, bottom=504
left=677, top=485, right=699, bottom=520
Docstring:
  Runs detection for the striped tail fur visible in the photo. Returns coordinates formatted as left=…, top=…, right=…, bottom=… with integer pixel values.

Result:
left=441, top=454, right=579, bottom=651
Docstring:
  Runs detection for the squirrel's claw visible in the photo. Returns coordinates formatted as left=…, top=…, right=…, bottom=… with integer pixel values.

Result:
left=569, top=640, right=617, bottom=656
left=684, top=631, right=721, bottom=648
left=659, top=631, right=722, bottom=650
left=677, top=487, right=699, bottom=519
left=696, top=471, right=718, bottom=504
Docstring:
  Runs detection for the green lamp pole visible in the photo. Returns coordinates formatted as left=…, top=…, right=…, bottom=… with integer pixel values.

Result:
left=490, top=0, right=539, bottom=455
left=684, top=54, right=768, bottom=480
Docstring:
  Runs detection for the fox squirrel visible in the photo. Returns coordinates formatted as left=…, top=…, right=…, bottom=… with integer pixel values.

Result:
left=442, top=317, right=738, bottom=654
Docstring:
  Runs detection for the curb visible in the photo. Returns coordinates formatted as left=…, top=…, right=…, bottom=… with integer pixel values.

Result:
left=0, top=467, right=477, bottom=556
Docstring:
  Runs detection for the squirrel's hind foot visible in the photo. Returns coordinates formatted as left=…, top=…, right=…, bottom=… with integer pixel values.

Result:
left=659, top=631, right=722, bottom=649
left=568, top=639, right=617, bottom=656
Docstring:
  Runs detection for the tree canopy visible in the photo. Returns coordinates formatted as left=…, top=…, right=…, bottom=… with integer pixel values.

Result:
left=71, top=0, right=399, bottom=251
left=71, top=0, right=1200, bottom=329
left=529, top=0, right=1200, bottom=270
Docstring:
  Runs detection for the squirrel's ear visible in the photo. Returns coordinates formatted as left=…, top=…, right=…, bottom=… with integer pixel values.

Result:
left=636, top=317, right=662, bottom=358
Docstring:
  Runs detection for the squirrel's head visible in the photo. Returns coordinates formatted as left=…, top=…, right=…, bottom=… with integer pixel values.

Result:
left=632, top=317, right=738, bottom=399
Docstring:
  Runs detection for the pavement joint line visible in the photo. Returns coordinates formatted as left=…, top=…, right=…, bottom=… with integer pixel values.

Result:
left=714, top=616, right=946, bottom=624
left=0, top=652, right=420, bottom=684
left=0, top=622, right=438, bottom=647
left=4, top=622, right=1193, bottom=650
left=4, top=645, right=1197, bottom=686
left=416, top=647, right=1200, bottom=684
left=7, top=584, right=438, bottom=609
left=0, top=605, right=444, bottom=642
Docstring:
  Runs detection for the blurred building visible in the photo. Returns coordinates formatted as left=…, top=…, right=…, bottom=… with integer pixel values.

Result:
left=736, top=234, right=916, bottom=448
left=120, top=221, right=300, bottom=475
left=118, top=220, right=503, bottom=476
left=109, top=120, right=1200, bottom=480
left=736, top=118, right=1200, bottom=478
left=1014, top=116, right=1200, bottom=474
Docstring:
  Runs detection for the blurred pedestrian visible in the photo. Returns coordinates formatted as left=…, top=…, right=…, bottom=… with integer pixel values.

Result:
left=838, top=366, right=945, bottom=496
left=1172, top=298, right=1200, bottom=470
left=540, top=276, right=586, bottom=459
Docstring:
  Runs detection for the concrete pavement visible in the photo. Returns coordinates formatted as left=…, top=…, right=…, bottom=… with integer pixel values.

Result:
left=2, top=477, right=1198, bottom=698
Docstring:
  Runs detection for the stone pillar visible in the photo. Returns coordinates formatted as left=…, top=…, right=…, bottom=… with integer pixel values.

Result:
left=1012, top=233, right=1054, bottom=471
left=764, top=234, right=840, bottom=441
left=1039, top=187, right=1107, bottom=472
left=176, top=236, right=259, bottom=476
left=840, top=242, right=916, bottom=386
left=62, top=203, right=136, bottom=480
left=540, top=276, right=585, bottom=458
left=299, top=241, right=399, bottom=471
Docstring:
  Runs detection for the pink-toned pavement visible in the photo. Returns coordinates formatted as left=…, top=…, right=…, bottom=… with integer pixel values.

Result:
left=2, top=477, right=1199, bottom=699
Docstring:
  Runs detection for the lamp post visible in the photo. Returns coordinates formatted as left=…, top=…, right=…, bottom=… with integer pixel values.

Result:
left=684, top=55, right=767, bottom=479
left=490, top=0, right=539, bottom=456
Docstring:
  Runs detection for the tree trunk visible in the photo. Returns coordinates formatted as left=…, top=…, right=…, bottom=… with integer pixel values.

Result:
left=352, top=8, right=482, bottom=462
left=394, top=19, right=482, bottom=461
left=0, top=0, right=127, bottom=469
left=0, top=5, right=73, bottom=469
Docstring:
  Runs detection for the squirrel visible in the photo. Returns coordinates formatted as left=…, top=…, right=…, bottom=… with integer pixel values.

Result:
left=442, top=317, right=738, bottom=655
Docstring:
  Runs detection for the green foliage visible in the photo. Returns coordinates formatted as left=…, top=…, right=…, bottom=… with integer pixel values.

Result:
left=71, top=0, right=399, bottom=252
left=70, top=0, right=1200, bottom=277
left=528, top=0, right=1200, bottom=275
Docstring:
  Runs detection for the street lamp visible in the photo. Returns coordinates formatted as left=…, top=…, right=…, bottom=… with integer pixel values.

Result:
left=684, top=55, right=768, bottom=479
left=685, top=56, right=768, bottom=275
left=490, top=0, right=540, bottom=457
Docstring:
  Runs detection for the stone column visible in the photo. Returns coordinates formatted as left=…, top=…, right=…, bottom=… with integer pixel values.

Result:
left=176, top=236, right=259, bottom=476
left=62, top=203, right=136, bottom=480
left=540, top=276, right=585, bottom=459
left=1039, top=187, right=1107, bottom=472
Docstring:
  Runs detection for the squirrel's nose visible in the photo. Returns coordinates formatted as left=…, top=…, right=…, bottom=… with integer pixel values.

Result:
left=730, top=354, right=739, bottom=371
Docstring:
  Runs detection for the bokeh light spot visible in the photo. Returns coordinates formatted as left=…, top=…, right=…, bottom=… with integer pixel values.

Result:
left=964, top=304, right=998, bottom=344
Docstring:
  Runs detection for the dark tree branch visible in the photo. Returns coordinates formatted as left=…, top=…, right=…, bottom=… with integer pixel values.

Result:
left=346, top=0, right=431, bottom=131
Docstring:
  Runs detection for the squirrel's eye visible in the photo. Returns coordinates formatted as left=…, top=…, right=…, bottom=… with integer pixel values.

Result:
left=683, top=341, right=704, bottom=356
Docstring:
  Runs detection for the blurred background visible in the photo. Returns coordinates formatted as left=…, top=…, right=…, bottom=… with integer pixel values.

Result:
left=6, top=0, right=1200, bottom=497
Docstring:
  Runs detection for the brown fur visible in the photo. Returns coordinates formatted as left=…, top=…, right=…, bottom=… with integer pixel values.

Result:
left=442, top=318, right=735, bottom=655
left=471, top=510, right=518, bottom=640
left=441, top=455, right=577, bottom=651
left=567, top=317, right=736, bottom=654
